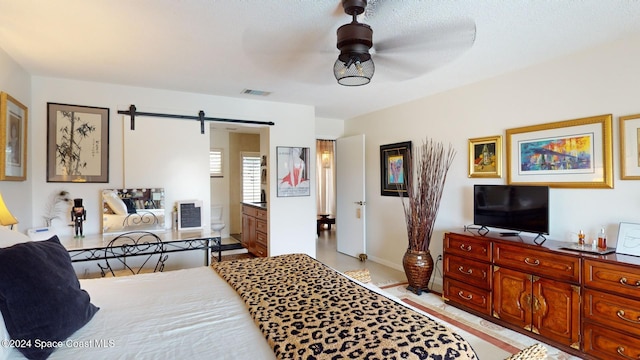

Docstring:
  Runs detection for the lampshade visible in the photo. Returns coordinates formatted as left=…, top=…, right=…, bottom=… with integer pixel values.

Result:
left=333, top=56, right=375, bottom=86
left=0, top=193, right=18, bottom=227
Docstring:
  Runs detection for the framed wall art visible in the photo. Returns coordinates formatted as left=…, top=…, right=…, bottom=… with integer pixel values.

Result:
left=506, top=114, right=613, bottom=188
left=380, top=141, right=411, bottom=196
left=0, top=92, right=28, bottom=181
left=619, top=113, right=640, bottom=180
left=616, top=222, right=640, bottom=257
left=47, top=103, right=109, bottom=183
left=276, top=146, right=310, bottom=197
left=468, top=135, right=502, bottom=178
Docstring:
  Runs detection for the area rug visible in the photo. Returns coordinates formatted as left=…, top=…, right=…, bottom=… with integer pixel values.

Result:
left=380, top=283, right=582, bottom=360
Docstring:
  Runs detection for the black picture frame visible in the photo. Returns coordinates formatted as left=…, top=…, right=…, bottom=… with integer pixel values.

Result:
left=380, top=141, right=411, bottom=196
left=47, top=103, right=109, bottom=183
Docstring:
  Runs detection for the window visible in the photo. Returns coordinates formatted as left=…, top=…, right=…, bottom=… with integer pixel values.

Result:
left=210, top=149, right=223, bottom=177
left=242, top=152, right=261, bottom=202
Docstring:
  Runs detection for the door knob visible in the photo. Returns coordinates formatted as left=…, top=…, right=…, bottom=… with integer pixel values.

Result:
left=354, top=201, right=366, bottom=205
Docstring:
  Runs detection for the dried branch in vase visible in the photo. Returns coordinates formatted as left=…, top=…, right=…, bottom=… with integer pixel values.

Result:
left=401, top=138, right=456, bottom=252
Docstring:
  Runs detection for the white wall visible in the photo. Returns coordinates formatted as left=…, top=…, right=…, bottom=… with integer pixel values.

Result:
left=0, top=47, right=31, bottom=228
left=346, top=32, right=640, bottom=286
left=23, top=77, right=316, bottom=268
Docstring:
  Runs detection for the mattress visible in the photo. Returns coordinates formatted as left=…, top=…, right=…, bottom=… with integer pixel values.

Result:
left=6, top=267, right=274, bottom=359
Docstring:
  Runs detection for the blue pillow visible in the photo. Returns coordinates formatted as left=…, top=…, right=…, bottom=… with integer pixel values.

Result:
left=0, top=236, right=99, bottom=360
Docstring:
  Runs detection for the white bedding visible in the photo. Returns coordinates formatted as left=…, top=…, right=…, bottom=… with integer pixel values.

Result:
left=6, top=267, right=275, bottom=360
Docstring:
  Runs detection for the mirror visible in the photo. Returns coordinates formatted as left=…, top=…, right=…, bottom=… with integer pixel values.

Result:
left=102, top=188, right=165, bottom=234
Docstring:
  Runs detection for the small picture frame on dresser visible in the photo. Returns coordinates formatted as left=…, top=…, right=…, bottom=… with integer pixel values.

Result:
left=616, top=222, right=640, bottom=257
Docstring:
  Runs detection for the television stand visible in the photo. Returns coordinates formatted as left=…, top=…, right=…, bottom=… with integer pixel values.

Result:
left=499, top=232, right=519, bottom=236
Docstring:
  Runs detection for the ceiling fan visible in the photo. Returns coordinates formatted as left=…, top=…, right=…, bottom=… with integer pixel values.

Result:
left=241, top=0, right=476, bottom=86
left=333, top=0, right=375, bottom=86
left=333, top=0, right=476, bottom=86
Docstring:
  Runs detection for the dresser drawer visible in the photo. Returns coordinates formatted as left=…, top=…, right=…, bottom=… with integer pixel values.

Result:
left=242, top=205, right=258, bottom=217
left=583, top=288, right=640, bottom=337
left=253, top=243, right=267, bottom=257
left=444, top=233, right=491, bottom=262
left=256, top=219, right=267, bottom=233
left=256, top=209, right=267, bottom=220
left=584, top=259, right=640, bottom=298
left=494, top=243, right=580, bottom=283
left=583, top=322, right=640, bottom=360
left=443, top=277, right=492, bottom=315
left=444, top=254, right=492, bottom=289
left=256, top=231, right=267, bottom=247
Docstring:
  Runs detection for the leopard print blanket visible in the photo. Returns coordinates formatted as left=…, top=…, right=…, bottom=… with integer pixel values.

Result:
left=212, top=253, right=477, bottom=359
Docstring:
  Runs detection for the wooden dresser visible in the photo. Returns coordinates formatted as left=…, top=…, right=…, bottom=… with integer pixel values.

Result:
left=443, top=231, right=640, bottom=360
left=241, top=203, right=268, bottom=257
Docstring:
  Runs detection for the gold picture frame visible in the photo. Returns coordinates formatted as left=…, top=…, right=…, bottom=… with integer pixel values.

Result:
left=619, top=113, right=640, bottom=180
left=506, top=114, right=613, bottom=188
left=468, top=135, right=502, bottom=178
left=0, top=92, right=28, bottom=181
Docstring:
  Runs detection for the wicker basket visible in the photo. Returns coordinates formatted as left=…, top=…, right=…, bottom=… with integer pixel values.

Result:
left=343, top=269, right=371, bottom=283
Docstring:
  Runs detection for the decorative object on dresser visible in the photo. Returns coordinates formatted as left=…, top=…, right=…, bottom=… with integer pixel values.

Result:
left=442, top=231, right=640, bottom=359
left=468, top=135, right=502, bottom=178
left=176, top=199, right=203, bottom=231
left=102, top=188, right=166, bottom=234
left=46, top=102, right=109, bottom=183
left=400, top=138, right=455, bottom=295
left=615, top=222, right=640, bottom=257
left=0, top=92, right=28, bottom=181
left=505, top=114, right=613, bottom=188
left=43, top=190, right=72, bottom=227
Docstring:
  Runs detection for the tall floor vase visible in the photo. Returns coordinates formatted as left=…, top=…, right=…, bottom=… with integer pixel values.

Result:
left=402, top=249, right=434, bottom=295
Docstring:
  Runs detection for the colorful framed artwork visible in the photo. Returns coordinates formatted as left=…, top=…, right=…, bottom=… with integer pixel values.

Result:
left=47, top=103, right=109, bottom=183
left=506, top=114, right=613, bottom=188
left=619, top=113, right=640, bottom=180
left=468, top=135, right=502, bottom=178
left=0, top=92, right=28, bottom=181
left=616, top=222, right=640, bottom=257
left=380, top=141, right=412, bottom=196
left=276, top=146, right=310, bottom=197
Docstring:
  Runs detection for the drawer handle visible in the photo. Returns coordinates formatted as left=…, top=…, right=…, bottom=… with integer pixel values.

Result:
left=457, top=291, right=473, bottom=301
left=619, top=277, right=640, bottom=287
left=457, top=266, right=473, bottom=275
left=617, top=346, right=635, bottom=360
left=459, top=244, right=472, bottom=252
left=616, top=309, right=640, bottom=324
left=524, top=258, right=540, bottom=266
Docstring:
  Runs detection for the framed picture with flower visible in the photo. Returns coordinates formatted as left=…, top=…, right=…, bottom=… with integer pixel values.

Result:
left=468, top=135, right=502, bottom=178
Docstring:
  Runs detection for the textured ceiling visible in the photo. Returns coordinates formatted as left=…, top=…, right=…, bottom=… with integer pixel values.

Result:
left=1, top=0, right=640, bottom=120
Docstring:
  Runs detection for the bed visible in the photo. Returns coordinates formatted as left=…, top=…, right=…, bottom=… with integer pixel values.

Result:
left=0, top=228, right=478, bottom=360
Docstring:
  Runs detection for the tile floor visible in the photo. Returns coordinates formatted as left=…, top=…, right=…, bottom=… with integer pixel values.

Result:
left=315, top=228, right=407, bottom=286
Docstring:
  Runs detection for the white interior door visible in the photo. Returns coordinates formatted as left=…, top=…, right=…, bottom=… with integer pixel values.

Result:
left=336, top=134, right=366, bottom=258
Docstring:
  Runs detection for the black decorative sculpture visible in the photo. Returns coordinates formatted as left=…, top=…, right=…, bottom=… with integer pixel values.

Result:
left=72, top=198, right=86, bottom=238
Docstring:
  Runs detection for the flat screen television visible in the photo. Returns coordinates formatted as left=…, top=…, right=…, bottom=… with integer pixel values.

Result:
left=473, top=185, right=549, bottom=236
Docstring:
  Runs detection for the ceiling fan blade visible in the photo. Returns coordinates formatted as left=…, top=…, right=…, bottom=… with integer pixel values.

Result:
left=372, top=21, right=476, bottom=80
left=374, top=21, right=476, bottom=54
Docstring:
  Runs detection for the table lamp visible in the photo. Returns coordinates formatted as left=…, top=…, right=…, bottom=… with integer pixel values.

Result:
left=0, top=193, right=18, bottom=229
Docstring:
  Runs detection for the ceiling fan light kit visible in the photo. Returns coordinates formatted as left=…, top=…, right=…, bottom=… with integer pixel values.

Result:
left=334, top=0, right=374, bottom=86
